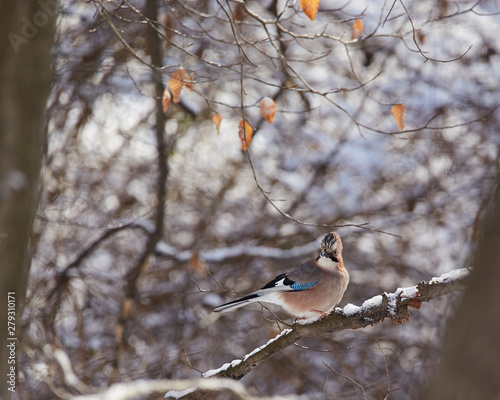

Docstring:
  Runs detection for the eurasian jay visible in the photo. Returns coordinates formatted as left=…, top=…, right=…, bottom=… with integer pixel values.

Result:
left=213, top=232, right=349, bottom=320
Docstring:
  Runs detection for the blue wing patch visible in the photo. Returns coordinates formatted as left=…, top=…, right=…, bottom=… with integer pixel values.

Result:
left=291, top=282, right=318, bottom=291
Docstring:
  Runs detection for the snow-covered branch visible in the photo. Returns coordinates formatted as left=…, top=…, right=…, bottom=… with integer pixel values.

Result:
left=185, top=268, right=469, bottom=398
left=70, top=377, right=310, bottom=400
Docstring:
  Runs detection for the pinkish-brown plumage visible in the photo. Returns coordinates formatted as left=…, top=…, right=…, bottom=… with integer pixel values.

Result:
left=213, top=232, right=349, bottom=321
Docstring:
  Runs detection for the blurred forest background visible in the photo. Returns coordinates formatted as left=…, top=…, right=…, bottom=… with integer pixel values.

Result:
left=3, top=0, right=500, bottom=398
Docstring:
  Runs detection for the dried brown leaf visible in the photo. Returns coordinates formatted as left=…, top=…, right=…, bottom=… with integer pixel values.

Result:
left=417, top=30, right=426, bottom=44
left=391, top=103, right=406, bottom=130
left=212, top=114, right=223, bottom=135
left=238, top=120, right=253, bottom=151
left=300, top=0, right=320, bottom=21
left=162, top=13, right=174, bottom=42
left=233, top=3, right=245, bottom=21
left=169, top=67, right=187, bottom=103
left=189, top=253, right=207, bottom=276
left=260, top=97, right=277, bottom=124
left=351, top=19, right=363, bottom=40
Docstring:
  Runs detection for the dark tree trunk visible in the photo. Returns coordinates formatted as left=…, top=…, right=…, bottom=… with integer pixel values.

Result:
left=424, top=182, right=500, bottom=399
left=0, top=1, right=55, bottom=397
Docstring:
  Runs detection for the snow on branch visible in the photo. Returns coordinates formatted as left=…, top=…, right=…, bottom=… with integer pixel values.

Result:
left=70, top=377, right=308, bottom=400
left=68, top=269, right=469, bottom=400
left=182, top=268, right=469, bottom=399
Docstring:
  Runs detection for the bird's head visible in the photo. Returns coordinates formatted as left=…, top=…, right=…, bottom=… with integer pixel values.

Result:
left=319, top=232, right=342, bottom=263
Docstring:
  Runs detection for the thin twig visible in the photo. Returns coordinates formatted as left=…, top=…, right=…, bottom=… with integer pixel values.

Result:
left=323, top=362, right=368, bottom=400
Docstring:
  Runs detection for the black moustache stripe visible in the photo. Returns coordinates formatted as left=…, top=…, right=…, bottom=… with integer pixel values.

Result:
left=329, top=254, right=338, bottom=263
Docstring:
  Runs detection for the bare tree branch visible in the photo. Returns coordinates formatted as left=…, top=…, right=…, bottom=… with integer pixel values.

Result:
left=58, top=268, right=469, bottom=400
left=19, top=0, right=500, bottom=397
left=70, top=377, right=312, bottom=400
left=115, top=0, right=169, bottom=348
left=195, top=268, right=469, bottom=395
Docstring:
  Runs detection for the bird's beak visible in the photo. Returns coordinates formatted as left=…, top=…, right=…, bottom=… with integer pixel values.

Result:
left=320, top=249, right=338, bottom=262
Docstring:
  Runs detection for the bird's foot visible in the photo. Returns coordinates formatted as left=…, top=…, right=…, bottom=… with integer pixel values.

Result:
left=294, top=310, right=329, bottom=323
left=312, top=310, right=329, bottom=320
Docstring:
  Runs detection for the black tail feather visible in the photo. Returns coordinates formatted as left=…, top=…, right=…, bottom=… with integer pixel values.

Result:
left=213, top=293, right=260, bottom=313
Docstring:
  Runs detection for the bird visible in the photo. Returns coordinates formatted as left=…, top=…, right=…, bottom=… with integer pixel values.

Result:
left=213, top=232, right=349, bottom=320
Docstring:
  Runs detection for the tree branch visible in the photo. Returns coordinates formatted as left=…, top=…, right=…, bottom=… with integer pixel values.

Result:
left=71, top=377, right=309, bottom=400
left=116, top=0, right=169, bottom=347
left=187, top=268, right=469, bottom=397
left=52, top=266, right=469, bottom=400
